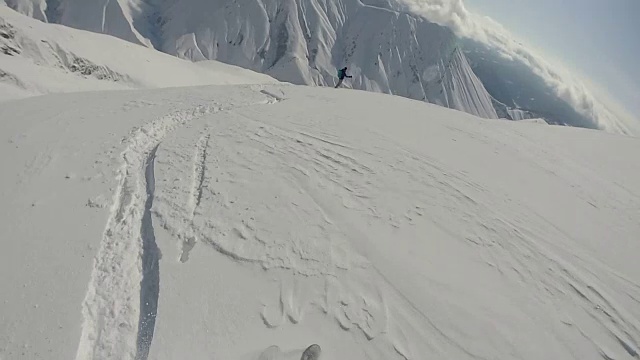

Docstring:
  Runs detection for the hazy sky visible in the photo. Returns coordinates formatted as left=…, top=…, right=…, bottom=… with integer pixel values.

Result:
left=463, top=0, right=640, bottom=119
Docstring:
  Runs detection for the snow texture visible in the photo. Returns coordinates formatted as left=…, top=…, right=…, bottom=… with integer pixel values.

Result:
left=1, top=83, right=640, bottom=360
left=1, top=4, right=640, bottom=360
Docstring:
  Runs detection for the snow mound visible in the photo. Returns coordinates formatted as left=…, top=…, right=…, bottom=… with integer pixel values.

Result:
left=0, top=6, right=276, bottom=101
left=1, top=83, right=639, bottom=360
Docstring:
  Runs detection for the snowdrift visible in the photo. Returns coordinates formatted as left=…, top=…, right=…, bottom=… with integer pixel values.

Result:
left=1, top=83, right=639, bottom=360
left=0, top=6, right=276, bottom=101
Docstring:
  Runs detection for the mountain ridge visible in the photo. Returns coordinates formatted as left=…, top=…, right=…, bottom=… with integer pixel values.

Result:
left=2, top=0, right=501, bottom=119
left=2, top=0, right=632, bottom=133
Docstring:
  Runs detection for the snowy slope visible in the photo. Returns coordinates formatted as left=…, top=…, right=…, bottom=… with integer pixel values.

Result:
left=1, top=0, right=499, bottom=119
left=1, top=83, right=639, bottom=360
left=0, top=6, right=276, bottom=101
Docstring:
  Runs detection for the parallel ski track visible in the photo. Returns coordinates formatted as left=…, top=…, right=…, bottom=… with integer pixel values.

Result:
left=75, top=89, right=284, bottom=360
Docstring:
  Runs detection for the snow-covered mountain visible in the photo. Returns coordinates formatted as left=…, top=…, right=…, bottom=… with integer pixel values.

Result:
left=2, top=5, right=640, bottom=360
left=3, top=0, right=635, bottom=133
left=1, top=0, right=500, bottom=119
left=0, top=6, right=275, bottom=100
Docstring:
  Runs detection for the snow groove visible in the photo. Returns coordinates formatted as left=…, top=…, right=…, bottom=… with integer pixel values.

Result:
left=74, top=104, right=216, bottom=360
left=136, top=146, right=160, bottom=360
left=191, top=134, right=210, bottom=214
left=179, top=133, right=210, bottom=263
left=76, top=91, right=285, bottom=359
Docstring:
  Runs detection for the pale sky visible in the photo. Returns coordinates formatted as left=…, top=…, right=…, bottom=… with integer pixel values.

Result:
left=463, top=0, right=640, bottom=120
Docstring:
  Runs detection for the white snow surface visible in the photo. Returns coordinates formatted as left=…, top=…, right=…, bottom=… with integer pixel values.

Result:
left=1, top=0, right=500, bottom=119
left=1, top=82, right=639, bottom=360
left=0, top=6, right=276, bottom=101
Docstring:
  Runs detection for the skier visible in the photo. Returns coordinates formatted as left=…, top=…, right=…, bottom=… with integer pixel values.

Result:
left=335, top=67, right=352, bottom=88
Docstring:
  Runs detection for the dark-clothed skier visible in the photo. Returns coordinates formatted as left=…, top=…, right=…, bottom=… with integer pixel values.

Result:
left=335, top=67, right=352, bottom=88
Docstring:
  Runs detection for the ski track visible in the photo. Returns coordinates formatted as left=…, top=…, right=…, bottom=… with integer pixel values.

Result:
left=74, top=104, right=217, bottom=360
left=153, top=107, right=640, bottom=359
left=179, top=133, right=210, bottom=263
left=136, top=145, right=160, bottom=360
left=73, top=86, right=639, bottom=360
left=151, top=104, right=393, bottom=346
left=74, top=89, right=283, bottom=360
left=191, top=134, right=210, bottom=212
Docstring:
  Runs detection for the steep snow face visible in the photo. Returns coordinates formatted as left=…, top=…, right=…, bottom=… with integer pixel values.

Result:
left=2, top=0, right=47, bottom=21
left=157, top=0, right=497, bottom=118
left=436, top=47, right=497, bottom=118
left=2, top=0, right=499, bottom=119
left=55, top=0, right=151, bottom=47
left=2, top=0, right=151, bottom=45
left=0, top=7, right=276, bottom=101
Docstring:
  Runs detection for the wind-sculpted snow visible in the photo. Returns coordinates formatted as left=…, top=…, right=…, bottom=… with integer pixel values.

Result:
left=150, top=86, right=640, bottom=360
left=1, top=84, right=639, bottom=360
left=149, top=85, right=640, bottom=360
